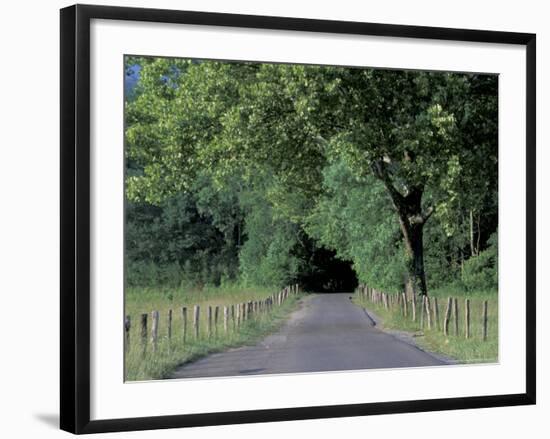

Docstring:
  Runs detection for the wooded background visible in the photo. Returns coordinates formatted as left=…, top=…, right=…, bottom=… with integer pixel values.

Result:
left=125, top=58, right=498, bottom=296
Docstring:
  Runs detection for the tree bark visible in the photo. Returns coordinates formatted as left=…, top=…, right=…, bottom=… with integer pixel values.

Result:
left=372, top=160, right=432, bottom=296
left=397, top=206, right=429, bottom=296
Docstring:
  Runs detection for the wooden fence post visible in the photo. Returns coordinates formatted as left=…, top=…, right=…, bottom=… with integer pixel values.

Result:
left=419, top=296, right=425, bottom=329
left=223, top=306, right=229, bottom=333
left=464, top=299, right=471, bottom=339
left=151, top=310, right=159, bottom=352
left=124, top=315, right=131, bottom=350
left=444, top=297, right=452, bottom=336
left=433, top=298, right=440, bottom=331
left=207, top=306, right=213, bottom=338
left=482, top=300, right=488, bottom=341
left=453, top=298, right=459, bottom=336
left=167, top=309, right=172, bottom=341
left=425, top=296, right=432, bottom=330
left=412, top=295, right=417, bottom=322
left=214, top=306, right=220, bottom=336
left=193, top=305, right=200, bottom=339
left=140, top=313, right=148, bottom=349
left=181, top=307, right=187, bottom=343
left=402, top=292, right=408, bottom=317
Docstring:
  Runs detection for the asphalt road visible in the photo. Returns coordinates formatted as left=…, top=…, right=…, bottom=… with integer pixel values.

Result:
left=170, top=293, right=445, bottom=379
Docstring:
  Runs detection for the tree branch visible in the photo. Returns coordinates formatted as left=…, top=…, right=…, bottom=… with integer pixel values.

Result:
left=371, top=159, right=405, bottom=205
left=422, top=206, right=435, bottom=222
left=408, top=206, right=434, bottom=225
left=422, top=206, right=435, bottom=224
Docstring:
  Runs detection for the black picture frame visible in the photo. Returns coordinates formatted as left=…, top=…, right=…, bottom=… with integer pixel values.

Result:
left=60, top=4, right=536, bottom=434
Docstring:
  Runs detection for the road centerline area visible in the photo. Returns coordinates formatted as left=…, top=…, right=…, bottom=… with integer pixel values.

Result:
left=170, top=293, right=445, bottom=379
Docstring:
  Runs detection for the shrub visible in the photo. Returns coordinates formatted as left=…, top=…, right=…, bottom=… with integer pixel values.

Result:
left=461, top=232, right=497, bottom=291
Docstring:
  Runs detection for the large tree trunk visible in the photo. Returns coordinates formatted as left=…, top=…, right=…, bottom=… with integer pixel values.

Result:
left=399, top=219, right=428, bottom=297
left=372, top=161, right=432, bottom=297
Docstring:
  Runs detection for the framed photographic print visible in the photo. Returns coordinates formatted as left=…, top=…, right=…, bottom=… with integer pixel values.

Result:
left=60, top=4, right=536, bottom=434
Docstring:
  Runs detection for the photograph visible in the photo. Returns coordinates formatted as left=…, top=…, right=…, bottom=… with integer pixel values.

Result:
left=123, top=56, right=499, bottom=382
left=0, top=0, right=542, bottom=436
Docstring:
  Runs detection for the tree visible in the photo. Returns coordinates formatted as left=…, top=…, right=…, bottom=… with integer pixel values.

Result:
left=125, top=57, right=498, bottom=294
left=225, top=66, right=495, bottom=296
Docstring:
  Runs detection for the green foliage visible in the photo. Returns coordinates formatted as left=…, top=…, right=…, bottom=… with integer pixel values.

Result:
left=306, top=159, right=406, bottom=292
left=238, top=189, right=303, bottom=287
left=461, top=232, right=498, bottom=291
left=125, top=174, right=241, bottom=288
left=124, top=56, right=498, bottom=295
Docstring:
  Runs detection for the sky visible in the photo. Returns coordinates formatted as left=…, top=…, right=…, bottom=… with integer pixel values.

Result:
left=125, top=64, right=140, bottom=98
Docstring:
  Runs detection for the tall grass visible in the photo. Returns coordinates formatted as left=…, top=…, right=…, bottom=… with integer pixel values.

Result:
left=125, top=284, right=301, bottom=381
left=353, top=286, right=498, bottom=364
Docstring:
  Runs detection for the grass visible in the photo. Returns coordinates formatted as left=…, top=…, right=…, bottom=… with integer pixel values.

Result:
left=125, top=284, right=301, bottom=381
left=353, top=286, right=498, bottom=364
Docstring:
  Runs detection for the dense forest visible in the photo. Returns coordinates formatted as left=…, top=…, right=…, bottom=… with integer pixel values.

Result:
left=125, top=57, right=498, bottom=295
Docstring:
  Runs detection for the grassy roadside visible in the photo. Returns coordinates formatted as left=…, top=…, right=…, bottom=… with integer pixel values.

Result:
left=125, top=285, right=301, bottom=381
left=353, top=286, right=498, bottom=364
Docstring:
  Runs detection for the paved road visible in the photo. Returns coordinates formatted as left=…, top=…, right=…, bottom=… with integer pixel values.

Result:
left=170, top=293, right=445, bottom=379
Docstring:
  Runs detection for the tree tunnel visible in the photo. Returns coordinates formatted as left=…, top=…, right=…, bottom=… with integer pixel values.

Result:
left=297, top=248, right=358, bottom=293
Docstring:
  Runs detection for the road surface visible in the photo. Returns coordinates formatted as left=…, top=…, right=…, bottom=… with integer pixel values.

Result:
left=170, top=293, right=445, bottom=379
